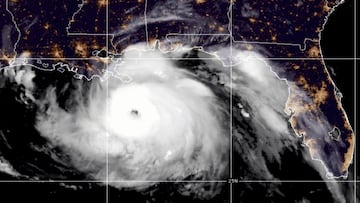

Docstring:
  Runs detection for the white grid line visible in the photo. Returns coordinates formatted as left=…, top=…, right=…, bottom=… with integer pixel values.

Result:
left=0, top=178, right=357, bottom=182
left=105, top=1, right=110, bottom=203
left=0, top=180, right=358, bottom=183
left=0, top=180, right=229, bottom=183
left=354, top=0, right=357, bottom=202
left=1, top=58, right=359, bottom=60
left=353, top=0, right=357, bottom=202
left=229, top=0, right=233, bottom=202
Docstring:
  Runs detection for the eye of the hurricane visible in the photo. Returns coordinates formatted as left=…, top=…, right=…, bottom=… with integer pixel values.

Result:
left=107, top=85, right=161, bottom=139
left=130, top=109, right=140, bottom=117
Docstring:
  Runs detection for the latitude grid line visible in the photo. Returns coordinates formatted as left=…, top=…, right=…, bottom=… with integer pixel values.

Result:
left=1, top=58, right=359, bottom=60
left=0, top=180, right=359, bottom=183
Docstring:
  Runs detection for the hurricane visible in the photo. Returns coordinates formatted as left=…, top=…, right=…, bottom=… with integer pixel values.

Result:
left=34, top=45, right=229, bottom=192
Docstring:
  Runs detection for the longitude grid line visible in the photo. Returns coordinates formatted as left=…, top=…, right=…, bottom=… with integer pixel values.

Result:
left=229, top=1, right=233, bottom=203
left=354, top=0, right=357, bottom=201
left=106, top=1, right=109, bottom=203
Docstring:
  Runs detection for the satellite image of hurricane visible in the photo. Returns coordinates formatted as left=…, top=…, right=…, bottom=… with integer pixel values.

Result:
left=0, top=0, right=357, bottom=202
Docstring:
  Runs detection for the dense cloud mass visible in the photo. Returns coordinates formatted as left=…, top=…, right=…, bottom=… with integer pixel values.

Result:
left=35, top=46, right=229, bottom=192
